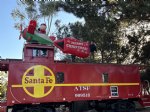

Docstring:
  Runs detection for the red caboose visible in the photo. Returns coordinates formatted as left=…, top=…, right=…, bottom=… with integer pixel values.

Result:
left=0, top=43, right=150, bottom=112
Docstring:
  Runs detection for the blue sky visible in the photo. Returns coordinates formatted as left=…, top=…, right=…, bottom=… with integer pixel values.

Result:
left=0, top=1, right=83, bottom=59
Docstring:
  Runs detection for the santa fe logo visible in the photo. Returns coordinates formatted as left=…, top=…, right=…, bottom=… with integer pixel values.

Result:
left=12, top=65, right=55, bottom=98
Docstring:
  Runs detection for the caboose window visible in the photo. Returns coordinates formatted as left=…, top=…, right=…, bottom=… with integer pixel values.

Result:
left=40, top=49, right=47, bottom=56
left=56, top=72, right=64, bottom=83
left=33, top=48, right=47, bottom=57
left=33, top=49, right=39, bottom=57
left=102, top=73, right=109, bottom=83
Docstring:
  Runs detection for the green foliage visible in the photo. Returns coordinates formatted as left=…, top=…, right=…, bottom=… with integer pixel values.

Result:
left=39, top=1, right=57, bottom=16
left=11, top=0, right=58, bottom=35
left=141, top=42, right=150, bottom=64
left=118, top=0, right=150, bottom=21
left=11, top=0, right=38, bottom=30
left=140, top=68, right=150, bottom=82
left=0, top=72, right=8, bottom=102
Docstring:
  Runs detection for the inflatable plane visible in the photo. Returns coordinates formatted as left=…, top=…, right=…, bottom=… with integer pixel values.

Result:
left=20, top=20, right=90, bottom=58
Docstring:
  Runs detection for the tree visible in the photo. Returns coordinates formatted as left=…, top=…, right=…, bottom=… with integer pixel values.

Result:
left=11, top=0, right=58, bottom=35
left=11, top=0, right=38, bottom=30
left=0, top=71, right=8, bottom=101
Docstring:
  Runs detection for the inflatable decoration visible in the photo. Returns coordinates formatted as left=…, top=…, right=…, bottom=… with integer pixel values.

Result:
left=54, top=38, right=90, bottom=58
left=49, top=36, right=56, bottom=41
left=20, top=20, right=90, bottom=58
left=21, top=20, right=53, bottom=45
left=38, top=23, right=46, bottom=34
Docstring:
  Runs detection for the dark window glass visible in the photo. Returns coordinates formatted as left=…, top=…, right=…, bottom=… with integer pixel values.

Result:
left=102, top=73, right=108, bottom=83
left=56, top=72, right=64, bottom=83
left=33, top=48, right=47, bottom=57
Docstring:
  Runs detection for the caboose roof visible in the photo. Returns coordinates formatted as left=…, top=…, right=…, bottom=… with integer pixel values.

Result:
left=0, top=59, right=22, bottom=71
left=24, top=43, right=54, bottom=49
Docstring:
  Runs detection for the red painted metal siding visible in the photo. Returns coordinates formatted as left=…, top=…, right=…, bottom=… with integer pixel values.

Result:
left=7, top=62, right=141, bottom=106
